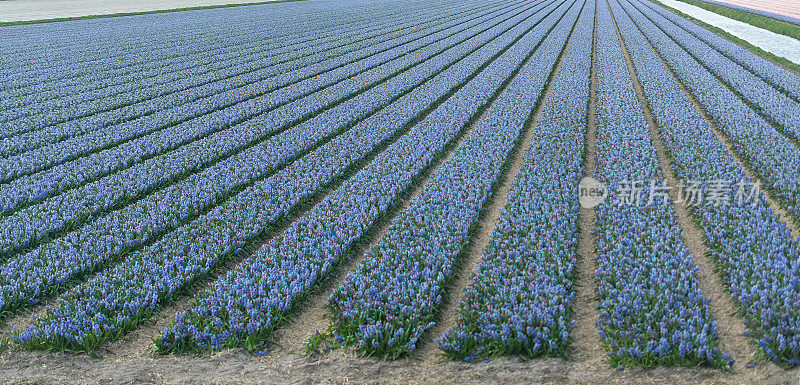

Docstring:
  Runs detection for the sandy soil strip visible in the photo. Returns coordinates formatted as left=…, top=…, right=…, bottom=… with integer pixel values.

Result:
left=609, top=0, right=755, bottom=370
left=0, top=0, right=284, bottom=23
left=654, top=0, right=800, bottom=64
left=565, top=3, right=608, bottom=381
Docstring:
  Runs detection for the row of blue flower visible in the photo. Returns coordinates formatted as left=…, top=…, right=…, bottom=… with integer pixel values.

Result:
left=0, top=0, right=494, bottom=139
left=639, top=0, right=800, bottom=101
left=11, top=0, right=553, bottom=353
left=0, top=3, right=416, bottom=126
left=2, top=0, right=458, bottom=93
left=618, top=0, right=800, bottom=366
left=630, top=0, right=800, bottom=146
left=0, top=0, right=426, bottom=110
left=0, top=0, right=545, bottom=318
left=0, top=0, right=527, bottom=216
left=630, top=0, right=800, bottom=229
left=0, top=0, right=348, bottom=89
left=0, top=8, right=302, bottom=97
left=0, top=1, right=501, bottom=183
left=151, top=0, right=573, bottom=355
left=591, top=0, right=727, bottom=368
left=0, top=0, right=530, bottom=262
left=323, top=0, right=583, bottom=358
left=627, top=0, right=800, bottom=268
left=437, top=0, right=594, bottom=362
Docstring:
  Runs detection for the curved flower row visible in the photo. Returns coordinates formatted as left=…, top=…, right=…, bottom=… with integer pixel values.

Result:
left=625, top=0, right=800, bottom=143
left=11, top=0, right=558, bottom=352
left=3, top=0, right=489, bottom=114
left=0, top=0, right=549, bottom=318
left=0, top=5, right=498, bottom=177
left=615, top=0, right=800, bottom=366
left=0, top=0, right=534, bottom=258
left=636, top=0, right=800, bottom=101
left=620, top=0, right=800, bottom=237
left=0, top=0, right=528, bottom=214
left=1, top=0, right=484, bottom=89
left=0, top=2, right=430, bottom=124
left=0, top=0, right=501, bottom=142
left=0, top=8, right=305, bottom=97
left=438, top=0, right=594, bottom=361
left=591, top=0, right=726, bottom=368
left=323, top=0, right=582, bottom=359
left=155, top=0, right=576, bottom=355
left=0, top=0, right=421, bottom=103
left=1, top=19, right=403, bottom=141
left=0, top=1, right=347, bottom=87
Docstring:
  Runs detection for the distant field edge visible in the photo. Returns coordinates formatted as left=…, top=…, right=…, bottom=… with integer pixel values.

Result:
left=674, top=0, right=800, bottom=40
left=0, top=0, right=307, bottom=27
left=648, top=0, right=800, bottom=75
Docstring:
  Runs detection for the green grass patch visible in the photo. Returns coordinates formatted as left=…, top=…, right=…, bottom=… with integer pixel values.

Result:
left=0, top=0, right=305, bottom=27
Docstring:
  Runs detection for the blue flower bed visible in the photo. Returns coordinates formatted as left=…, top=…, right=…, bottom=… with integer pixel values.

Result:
left=12, top=0, right=553, bottom=353
left=0, top=0, right=539, bottom=319
left=437, top=0, right=594, bottom=361
left=589, top=0, right=727, bottom=368
left=324, top=0, right=583, bottom=359
left=616, top=0, right=800, bottom=367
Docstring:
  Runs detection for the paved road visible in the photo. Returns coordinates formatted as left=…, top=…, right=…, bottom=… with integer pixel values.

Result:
left=657, top=0, right=800, bottom=65
left=0, top=0, right=280, bottom=22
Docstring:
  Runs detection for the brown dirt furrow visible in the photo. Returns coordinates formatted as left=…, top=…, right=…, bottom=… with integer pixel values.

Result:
left=565, top=2, right=607, bottom=381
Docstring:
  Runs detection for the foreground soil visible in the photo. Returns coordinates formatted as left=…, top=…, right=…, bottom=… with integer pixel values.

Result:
left=0, top=345, right=797, bottom=384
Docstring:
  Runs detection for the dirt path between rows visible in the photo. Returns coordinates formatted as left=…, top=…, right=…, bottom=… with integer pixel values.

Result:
left=565, top=3, right=609, bottom=382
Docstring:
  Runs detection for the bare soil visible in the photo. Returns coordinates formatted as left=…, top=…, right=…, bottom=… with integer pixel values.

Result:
left=1, top=346, right=798, bottom=384
left=567, top=5, right=609, bottom=381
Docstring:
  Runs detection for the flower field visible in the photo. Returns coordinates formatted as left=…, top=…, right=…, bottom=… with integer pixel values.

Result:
left=1, top=0, right=799, bottom=381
